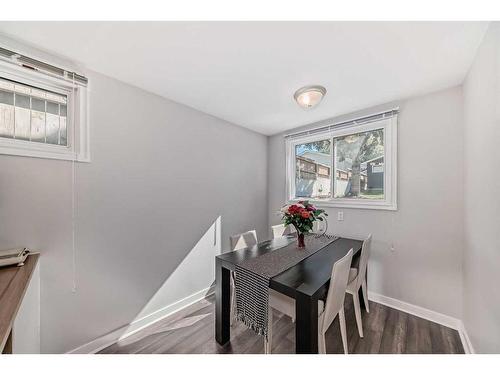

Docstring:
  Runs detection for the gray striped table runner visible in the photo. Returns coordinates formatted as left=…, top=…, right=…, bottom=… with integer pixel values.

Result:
left=234, top=234, right=338, bottom=338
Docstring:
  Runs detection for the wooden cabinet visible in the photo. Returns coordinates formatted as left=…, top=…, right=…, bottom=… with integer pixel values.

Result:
left=0, top=254, right=40, bottom=354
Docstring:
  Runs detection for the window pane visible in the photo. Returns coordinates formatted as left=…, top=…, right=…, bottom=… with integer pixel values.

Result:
left=14, top=107, right=30, bottom=140
left=334, top=128, right=384, bottom=199
left=15, top=94, right=30, bottom=109
left=295, top=139, right=332, bottom=199
left=46, top=113, right=60, bottom=144
left=60, top=104, right=67, bottom=117
left=0, top=90, right=14, bottom=105
left=0, top=78, right=70, bottom=147
left=0, top=90, right=15, bottom=138
left=60, top=115, right=67, bottom=146
left=31, top=109, right=46, bottom=143
left=31, top=97, right=45, bottom=112
left=47, top=101, right=59, bottom=115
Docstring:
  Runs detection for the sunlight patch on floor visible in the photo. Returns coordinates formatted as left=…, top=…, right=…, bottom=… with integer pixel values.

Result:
left=158, top=313, right=212, bottom=332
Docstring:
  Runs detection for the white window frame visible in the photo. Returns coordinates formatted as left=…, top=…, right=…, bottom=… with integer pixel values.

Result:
left=286, top=115, right=397, bottom=210
left=0, top=60, right=89, bottom=162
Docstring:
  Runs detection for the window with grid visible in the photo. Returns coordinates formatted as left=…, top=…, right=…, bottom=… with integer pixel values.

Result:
left=286, top=112, right=397, bottom=210
left=0, top=46, right=89, bottom=161
left=0, top=78, right=68, bottom=146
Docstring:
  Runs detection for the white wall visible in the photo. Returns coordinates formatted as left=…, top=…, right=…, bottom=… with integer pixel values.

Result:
left=0, top=68, right=268, bottom=353
left=268, top=87, right=464, bottom=319
left=463, top=22, right=500, bottom=353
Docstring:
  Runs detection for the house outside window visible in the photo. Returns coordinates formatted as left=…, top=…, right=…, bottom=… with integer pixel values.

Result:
left=286, top=111, right=397, bottom=210
left=295, top=140, right=332, bottom=199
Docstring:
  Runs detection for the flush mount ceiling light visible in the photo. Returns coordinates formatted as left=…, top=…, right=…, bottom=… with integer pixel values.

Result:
left=294, top=85, right=327, bottom=109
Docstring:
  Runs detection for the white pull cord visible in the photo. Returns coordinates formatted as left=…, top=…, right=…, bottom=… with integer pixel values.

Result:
left=71, top=72, right=77, bottom=293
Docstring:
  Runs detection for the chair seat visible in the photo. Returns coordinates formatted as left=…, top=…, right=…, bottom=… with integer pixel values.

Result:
left=269, top=289, right=324, bottom=318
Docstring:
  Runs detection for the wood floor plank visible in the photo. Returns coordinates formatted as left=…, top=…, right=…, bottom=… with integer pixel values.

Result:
left=405, top=315, right=432, bottom=354
left=166, top=315, right=215, bottom=354
left=378, top=308, right=408, bottom=354
left=429, top=323, right=443, bottom=353
left=352, top=301, right=388, bottom=354
left=99, top=296, right=464, bottom=355
left=439, top=324, right=465, bottom=354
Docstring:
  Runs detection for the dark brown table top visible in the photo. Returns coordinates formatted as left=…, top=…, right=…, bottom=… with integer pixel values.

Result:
left=217, top=235, right=362, bottom=299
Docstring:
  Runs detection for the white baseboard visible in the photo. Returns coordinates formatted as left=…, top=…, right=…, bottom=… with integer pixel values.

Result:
left=67, top=286, right=215, bottom=354
left=368, top=291, right=461, bottom=329
left=368, top=291, right=473, bottom=354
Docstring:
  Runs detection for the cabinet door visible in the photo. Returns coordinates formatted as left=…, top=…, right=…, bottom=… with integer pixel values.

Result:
left=13, top=261, right=40, bottom=353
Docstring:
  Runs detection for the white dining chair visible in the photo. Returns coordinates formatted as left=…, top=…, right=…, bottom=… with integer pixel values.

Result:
left=271, top=223, right=296, bottom=239
left=346, top=234, right=372, bottom=338
left=230, top=229, right=258, bottom=251
left=229, top=230, right=258, bottom=326
left=266, top=248, right=354, bottom=354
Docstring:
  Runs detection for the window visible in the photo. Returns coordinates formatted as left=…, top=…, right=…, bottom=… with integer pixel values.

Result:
left=286, top=112, right=397, bottom=210
left=0, top=78, right=68, bottom=145
left=0, top=48, right=89, bottom=161
left=295, top=139, right=332, bottom=200
left=333, top=128, right=384, bottom=200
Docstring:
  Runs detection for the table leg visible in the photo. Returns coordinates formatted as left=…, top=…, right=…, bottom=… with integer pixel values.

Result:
left=295, top=291, right=318, bottom=354
left=215, top=258, right=231, bottom=345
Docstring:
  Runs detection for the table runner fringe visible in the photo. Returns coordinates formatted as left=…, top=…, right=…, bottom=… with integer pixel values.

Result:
left=236, top=312, right=268, bottom=337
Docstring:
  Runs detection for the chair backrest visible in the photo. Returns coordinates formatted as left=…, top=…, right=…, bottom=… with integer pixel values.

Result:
left=230, top=230, right=258, bottom=251
left=271, top=224, right=295, bottom=239
left=320, top=249, right=354, bottom=332
left=355, top=234, right=372, bottom=289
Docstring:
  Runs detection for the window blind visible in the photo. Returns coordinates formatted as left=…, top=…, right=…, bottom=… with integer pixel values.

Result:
left=0, top=46, right=88, bottom=86
left=284, top=109, right=399, bottom=139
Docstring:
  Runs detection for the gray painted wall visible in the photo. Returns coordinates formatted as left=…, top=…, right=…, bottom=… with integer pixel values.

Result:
left=268, top=87, right=464, bottom=319
left=463, top=22, right=500, bottom=353
left=0, top=70, right=268, bottom=353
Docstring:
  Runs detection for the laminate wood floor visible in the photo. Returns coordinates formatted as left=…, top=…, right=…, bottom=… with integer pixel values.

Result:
left=99, top=294, right=464, bottom=354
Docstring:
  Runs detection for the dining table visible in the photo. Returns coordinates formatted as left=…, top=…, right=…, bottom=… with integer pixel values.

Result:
left=215, top=234, right=364, bottom=354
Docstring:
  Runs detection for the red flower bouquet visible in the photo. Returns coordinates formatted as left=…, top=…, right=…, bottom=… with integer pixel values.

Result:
left=280, top=201, right=327, bottom=248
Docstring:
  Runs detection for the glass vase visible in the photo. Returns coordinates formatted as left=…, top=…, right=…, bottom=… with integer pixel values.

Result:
left=297, top=232, right=305, bottom=248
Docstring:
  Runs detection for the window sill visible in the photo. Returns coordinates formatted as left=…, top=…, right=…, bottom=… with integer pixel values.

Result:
left=287, top=198, right=397, bottom=211
left=0, top=140, right=90, bottom=162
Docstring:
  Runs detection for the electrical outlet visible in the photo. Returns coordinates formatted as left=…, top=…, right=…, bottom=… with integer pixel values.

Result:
left=337, top=211, right=344, bottom=221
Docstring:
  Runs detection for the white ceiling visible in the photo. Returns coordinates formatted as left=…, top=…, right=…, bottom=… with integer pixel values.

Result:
left=0, top=22, right=488, bottom=135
